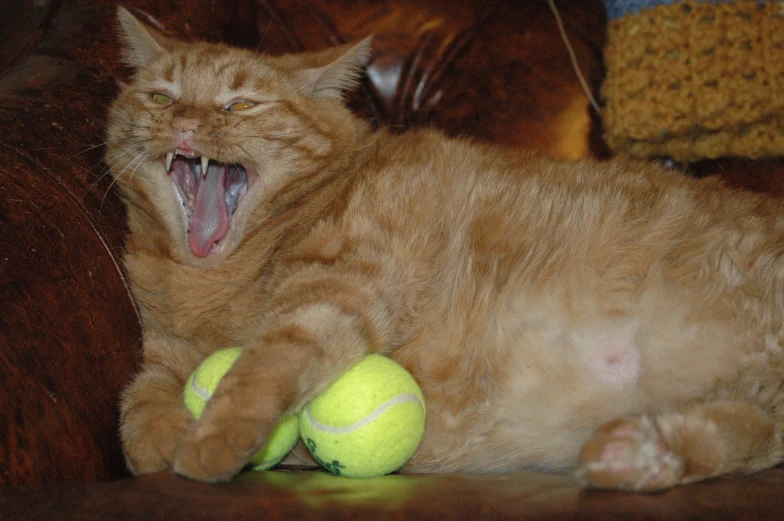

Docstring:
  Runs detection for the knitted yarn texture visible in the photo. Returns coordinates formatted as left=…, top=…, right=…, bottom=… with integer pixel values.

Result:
left=602, top=0, right=784, bottom=160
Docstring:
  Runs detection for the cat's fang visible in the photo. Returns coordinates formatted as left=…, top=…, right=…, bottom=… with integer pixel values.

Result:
left=201, top=156, right=210, bottom=178
left=165, top=151, right=174, bottom=172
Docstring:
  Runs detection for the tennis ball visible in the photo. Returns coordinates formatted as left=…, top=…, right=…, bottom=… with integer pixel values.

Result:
left=300, top=354, right=426, bottom=478
left=248, top=414, right=300, bottom=471
left=183, top=347, right=299, bottom=471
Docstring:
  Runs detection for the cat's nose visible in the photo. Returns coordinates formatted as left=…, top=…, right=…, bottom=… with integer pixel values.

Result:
left=172, top=117, right=202, bottom=138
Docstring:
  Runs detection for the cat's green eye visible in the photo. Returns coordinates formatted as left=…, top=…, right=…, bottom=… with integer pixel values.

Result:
left=227, top=101, right=255, bottom=111
left=151, top=93, right=172, bottom=105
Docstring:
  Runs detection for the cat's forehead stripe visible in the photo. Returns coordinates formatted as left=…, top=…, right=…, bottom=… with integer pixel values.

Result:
left=213, top=61, right=245, bottom=86
left=162, top=61, right=176, bottom=83
left=231, top=70, right=247, bottom=91
left=175, top=50, right=249, bottom=79
left=144, top=47, right=284, bottom=103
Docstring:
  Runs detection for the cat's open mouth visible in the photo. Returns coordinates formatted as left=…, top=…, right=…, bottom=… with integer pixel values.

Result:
left=165, top=150, right=249, bottom=258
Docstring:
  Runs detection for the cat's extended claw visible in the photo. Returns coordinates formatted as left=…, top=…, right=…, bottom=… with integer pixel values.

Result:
left=576, top=415, right=684, bottom=492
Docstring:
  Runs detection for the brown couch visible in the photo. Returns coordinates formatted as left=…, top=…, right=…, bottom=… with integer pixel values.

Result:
left=2, top=0, right=783, bottom=518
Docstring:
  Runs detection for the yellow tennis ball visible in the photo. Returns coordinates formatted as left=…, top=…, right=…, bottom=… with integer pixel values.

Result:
left=300, top=354, right=426, bottom=478
left=248, top=414, right=300, bottom=471
left=183, top=347, right=242, bottom=419
left=183, top=347, right=299, bottom=471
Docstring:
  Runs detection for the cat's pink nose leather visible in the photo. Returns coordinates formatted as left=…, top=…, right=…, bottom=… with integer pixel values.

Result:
left=172, top=117, right=202, bottom=138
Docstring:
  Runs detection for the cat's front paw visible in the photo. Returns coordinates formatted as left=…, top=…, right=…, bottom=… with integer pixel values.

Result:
left=121, top=406, right=192, bottom=475
left=173, top=416, right=261, bottom=482
left=576, top=415, right=684, bottom=492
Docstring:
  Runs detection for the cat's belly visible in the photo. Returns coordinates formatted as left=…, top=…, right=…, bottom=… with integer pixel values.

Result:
left=401, top=293, right=755, bottom=473
left=463, top=322, right=647, bottom=472
left=398, top=317, right=647, bottom=473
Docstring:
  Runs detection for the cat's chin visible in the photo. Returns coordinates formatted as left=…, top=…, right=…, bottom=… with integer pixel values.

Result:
left=164, top=150, right=258, bottom=261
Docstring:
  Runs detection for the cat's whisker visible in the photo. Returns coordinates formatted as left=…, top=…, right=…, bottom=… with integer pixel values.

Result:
left=24, top=133, right=146, bottom=155
left=231, top=143, right=262, bottom=173
left=86, top=166, right=122, bottom=198
left=102, top=141, right=151, bottom=167
left=130, top=99, right=157, bottom=121
left=73, top=136, right=150, bottom=160
left=112, top=113, right=152, bottom=131
left=99, top=150, right=150, bottom=215
left=114, top=117, right=149, bottom=129
left=106, top=156, right=140, bottom=189
left=255, top=18, right=274, bottom=53
left=233, top=115, right=254, bottom=128
left=236, top=133, right=299, bottom=140
left=126, top=151, right=151, bottom=191
left=84, top=144, right=152, bottom=200
left=82, top=138, right=150, bottom=198
left=104, top=150, right=148, bottom=205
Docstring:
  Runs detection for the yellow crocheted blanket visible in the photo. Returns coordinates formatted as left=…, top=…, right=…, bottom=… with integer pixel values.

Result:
left=602, top=0, right=784, bottom=160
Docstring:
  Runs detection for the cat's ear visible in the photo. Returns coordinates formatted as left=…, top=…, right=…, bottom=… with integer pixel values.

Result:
left=116, top=6, right=172, bottom=70
left=291, top=37, right=373, bottom=99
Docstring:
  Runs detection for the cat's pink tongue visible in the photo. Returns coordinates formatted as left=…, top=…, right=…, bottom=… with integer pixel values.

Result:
left=188, top=164, right=229, bottom=257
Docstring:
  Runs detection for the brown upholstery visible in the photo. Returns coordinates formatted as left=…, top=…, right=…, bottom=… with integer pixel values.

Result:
left=1, top=0, right=783, bottom=518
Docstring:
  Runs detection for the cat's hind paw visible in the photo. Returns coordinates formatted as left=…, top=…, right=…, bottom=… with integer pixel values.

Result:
left=576, top=415, right=684, bottom=492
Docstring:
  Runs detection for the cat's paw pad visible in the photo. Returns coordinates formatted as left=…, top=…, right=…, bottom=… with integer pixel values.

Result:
left=172, top=419, right=258, bottom=482
left=576, top=415, right=683, bottom=491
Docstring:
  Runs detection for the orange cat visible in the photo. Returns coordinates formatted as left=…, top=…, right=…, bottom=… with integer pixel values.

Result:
left=109, top=7, right=784, bottom=491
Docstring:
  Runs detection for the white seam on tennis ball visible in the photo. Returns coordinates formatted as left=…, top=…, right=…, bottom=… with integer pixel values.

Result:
left=305, top=393, right=424, bottom=434
left=190, top=366, right=212, bottom=401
